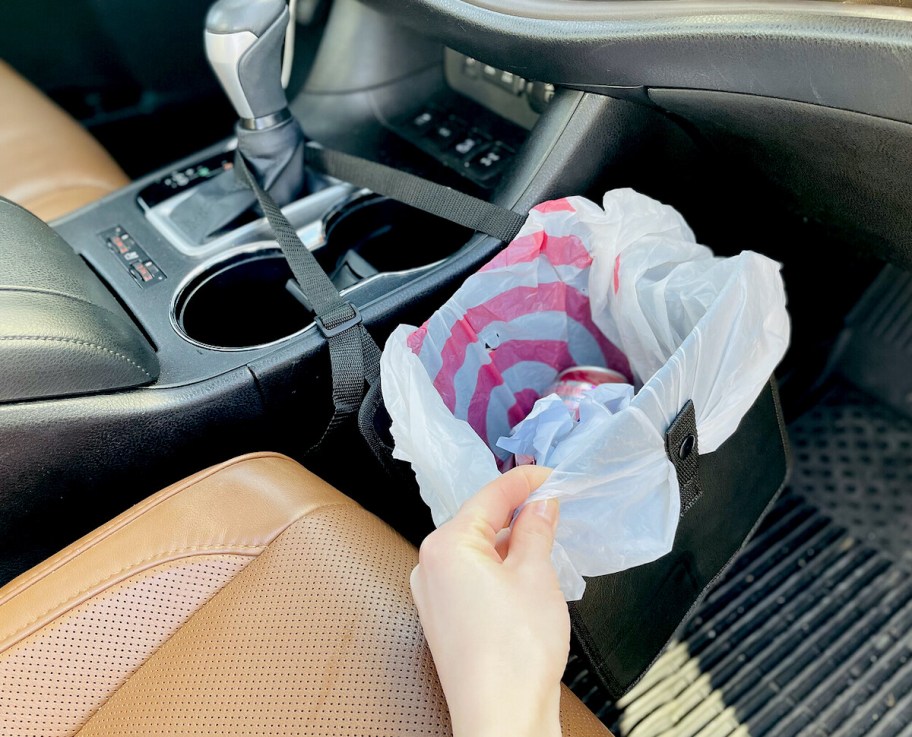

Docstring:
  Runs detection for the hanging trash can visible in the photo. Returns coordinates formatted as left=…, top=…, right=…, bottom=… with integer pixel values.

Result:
left=381, top=188, right=791, bottom=697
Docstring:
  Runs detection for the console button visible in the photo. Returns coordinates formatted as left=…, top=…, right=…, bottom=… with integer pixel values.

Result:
left=425, top=119, right=467, bottom=153
left=100, top=225, right=166, bottom=288
left=465, top=143, right=513, bottom=181
left=449, top=129, right=489, bottom=159
left=104, top=227, right=147, bottom=265
left=408, top=108, right=438, bottom=133
left=108, top=233, right=131, bottom=256
left=496, top=70, right=526, bottom=95
left=463, top=57, right=481, bottom=78
left=528, top=81, right=557, bottom=113
left=482, top=64, right=499, bottom=81
left=129, top=260, right=165, bottom=286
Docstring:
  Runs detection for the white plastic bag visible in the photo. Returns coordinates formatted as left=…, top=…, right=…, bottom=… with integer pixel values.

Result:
left=381, top=189, right=790, bottom=600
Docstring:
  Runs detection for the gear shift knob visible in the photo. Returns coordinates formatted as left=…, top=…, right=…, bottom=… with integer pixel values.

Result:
left=170, top=0, right=309, bottom=242
left=205, top=0, right=290, bottom=126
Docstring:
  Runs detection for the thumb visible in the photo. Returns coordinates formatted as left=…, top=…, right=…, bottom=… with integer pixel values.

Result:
left=506, top=498, right=559, bottom=569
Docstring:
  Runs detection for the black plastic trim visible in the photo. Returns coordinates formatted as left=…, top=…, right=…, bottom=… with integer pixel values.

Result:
left=359, top=0, right=912, bottom=124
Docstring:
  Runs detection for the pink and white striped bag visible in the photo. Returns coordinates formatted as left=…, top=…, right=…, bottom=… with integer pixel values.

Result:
left=381, top=189, right=789, bottom=599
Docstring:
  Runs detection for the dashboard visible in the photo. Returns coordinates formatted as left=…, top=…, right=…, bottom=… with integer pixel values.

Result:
left=361, top=0, right=912, bottom=125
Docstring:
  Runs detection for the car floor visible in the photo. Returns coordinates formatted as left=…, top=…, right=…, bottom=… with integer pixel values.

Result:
left=566, top=379, right=912, bottom=736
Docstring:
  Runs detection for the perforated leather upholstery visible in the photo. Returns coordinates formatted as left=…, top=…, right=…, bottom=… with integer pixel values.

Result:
left=0, top=452, right=610, bottom=736
left=1, top=556, right=250, bottom=736
left=0, top=60, right=128, bottom=221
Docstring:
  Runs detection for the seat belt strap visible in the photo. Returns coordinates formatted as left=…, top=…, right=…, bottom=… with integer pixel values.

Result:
left=235, top=153, right=391, bottom=463
left=236, top=144, right=528, bottom=464
left=302, top=145, right=527, bottom=244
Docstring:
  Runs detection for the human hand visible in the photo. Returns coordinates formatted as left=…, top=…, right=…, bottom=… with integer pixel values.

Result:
left=410, top=466, right=568, bottom=737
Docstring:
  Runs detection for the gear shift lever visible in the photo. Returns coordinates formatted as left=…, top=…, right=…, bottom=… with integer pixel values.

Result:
left=205, top=0, right=291, bottom=128
left=170, top=0, right=309, bottom=244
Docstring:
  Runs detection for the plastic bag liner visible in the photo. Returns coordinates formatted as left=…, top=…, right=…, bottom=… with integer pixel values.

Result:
left=381, top=189, right=790, bottom=600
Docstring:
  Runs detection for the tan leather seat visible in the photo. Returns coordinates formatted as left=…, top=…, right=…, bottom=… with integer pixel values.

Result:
left=0, top=60, right=129, bottom=221
left=0, top=452, right=611, bottom=736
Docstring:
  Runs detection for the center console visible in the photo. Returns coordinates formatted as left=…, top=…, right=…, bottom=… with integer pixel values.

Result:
left=50, top=135, right=481, bottom=386
left=0, top=0, right=667, bottom=578
left=41, top=0, right=571, bottom=390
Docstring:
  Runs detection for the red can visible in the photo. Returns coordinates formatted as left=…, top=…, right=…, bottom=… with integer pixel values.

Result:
left=545, top=365, right=628, bottom=419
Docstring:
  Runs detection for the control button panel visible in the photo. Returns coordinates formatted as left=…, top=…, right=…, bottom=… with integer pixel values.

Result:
left=392, top=102, right=521, bottom=189
left=444, top=49, right=554, bottom=131
left=136, top=151, right=234, bottom=210
left=100, top=226, right=166, bottom=288
left=468, top=58, right=531, bottom=97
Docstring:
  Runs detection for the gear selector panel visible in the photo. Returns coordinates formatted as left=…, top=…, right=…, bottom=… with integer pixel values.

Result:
left=136, top=152, right=235, bottom=210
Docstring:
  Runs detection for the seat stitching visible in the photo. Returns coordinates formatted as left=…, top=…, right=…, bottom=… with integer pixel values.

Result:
left=0, top=286, right=123, bottom=313
left=0, top=335, right=152, bottom=379
left=1, top=501, right=354, bottom=649
left=70, top=501, right=355, bottom=734
left=0, top=453, right=297, bottom=603
left=62, top=553, right=256, bottom=737
left=0, top=544, right=265, bottom=650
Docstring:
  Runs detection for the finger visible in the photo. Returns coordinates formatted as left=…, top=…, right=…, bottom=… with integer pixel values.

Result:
left=409, top=564, right=427, bottom=610
left=493, top=528, right=512, bottom=560
left=455, top=466, right=552, bottom=541
left=506, top=498, right=559, bottom=569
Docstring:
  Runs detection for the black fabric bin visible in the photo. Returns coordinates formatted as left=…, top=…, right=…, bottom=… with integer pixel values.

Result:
left=570, top=377, right=790, bottom=698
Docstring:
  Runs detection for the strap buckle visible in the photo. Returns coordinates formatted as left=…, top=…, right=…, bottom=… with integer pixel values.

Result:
left=315, top=303, right=362, bottom=338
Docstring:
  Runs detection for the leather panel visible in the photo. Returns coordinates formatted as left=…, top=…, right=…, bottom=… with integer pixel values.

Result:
left=0, top=197, right=159, bottom=402
left=79, top=504, right=452, bottom=736
left=0, top=60, right=128, bottom=221
left=0, top=453, right=345, bottom=651
left=0, top=292, right=157, bottom=400
left=0, top=555, right=250, bottom=737
left=560, top=684, right=612, bottom=736
left=78, top=495, right=609, bottom=736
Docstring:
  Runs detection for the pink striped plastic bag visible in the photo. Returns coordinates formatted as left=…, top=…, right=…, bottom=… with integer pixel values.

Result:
left=381, top=189, right=790, bottom=600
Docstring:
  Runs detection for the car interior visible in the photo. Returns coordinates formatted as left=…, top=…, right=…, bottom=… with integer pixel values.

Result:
left=2, top=0, right=912, bottom=734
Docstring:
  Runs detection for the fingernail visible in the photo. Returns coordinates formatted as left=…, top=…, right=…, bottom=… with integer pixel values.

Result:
left=533, top=498, right=560, bottom=533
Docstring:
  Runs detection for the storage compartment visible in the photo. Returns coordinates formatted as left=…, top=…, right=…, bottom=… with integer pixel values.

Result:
left=174, top=196, right=473, bottom=349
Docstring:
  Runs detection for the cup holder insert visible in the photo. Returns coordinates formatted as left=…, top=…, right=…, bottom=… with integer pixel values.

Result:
left=175, top=250, right=312, bottom=350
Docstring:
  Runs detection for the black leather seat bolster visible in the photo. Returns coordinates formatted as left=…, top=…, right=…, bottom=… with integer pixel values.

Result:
left=0, top=197, right=159, bottom=403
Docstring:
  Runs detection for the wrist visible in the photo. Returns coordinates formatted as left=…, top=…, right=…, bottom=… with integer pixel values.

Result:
left=450, top=687, right=562, bottom=737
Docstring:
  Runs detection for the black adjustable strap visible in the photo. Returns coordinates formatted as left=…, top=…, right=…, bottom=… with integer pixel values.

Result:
left=235, top=153, right=392, bottom=464
left=665, top=400, right=703, bottom=516
left=236, top=144, right=528, bottom=466
left=302, top=146, right=527, bottom=244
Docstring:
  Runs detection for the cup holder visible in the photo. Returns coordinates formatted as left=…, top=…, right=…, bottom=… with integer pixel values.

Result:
left=174, top=195, right=474, bottom=350
left=317, top=195, right=472, bottom=278
left=174, top=249, right=312, bottom=350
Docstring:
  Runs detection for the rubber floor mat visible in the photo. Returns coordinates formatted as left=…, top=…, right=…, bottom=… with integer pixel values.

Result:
left=565, top=383, right=912, bottom=736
